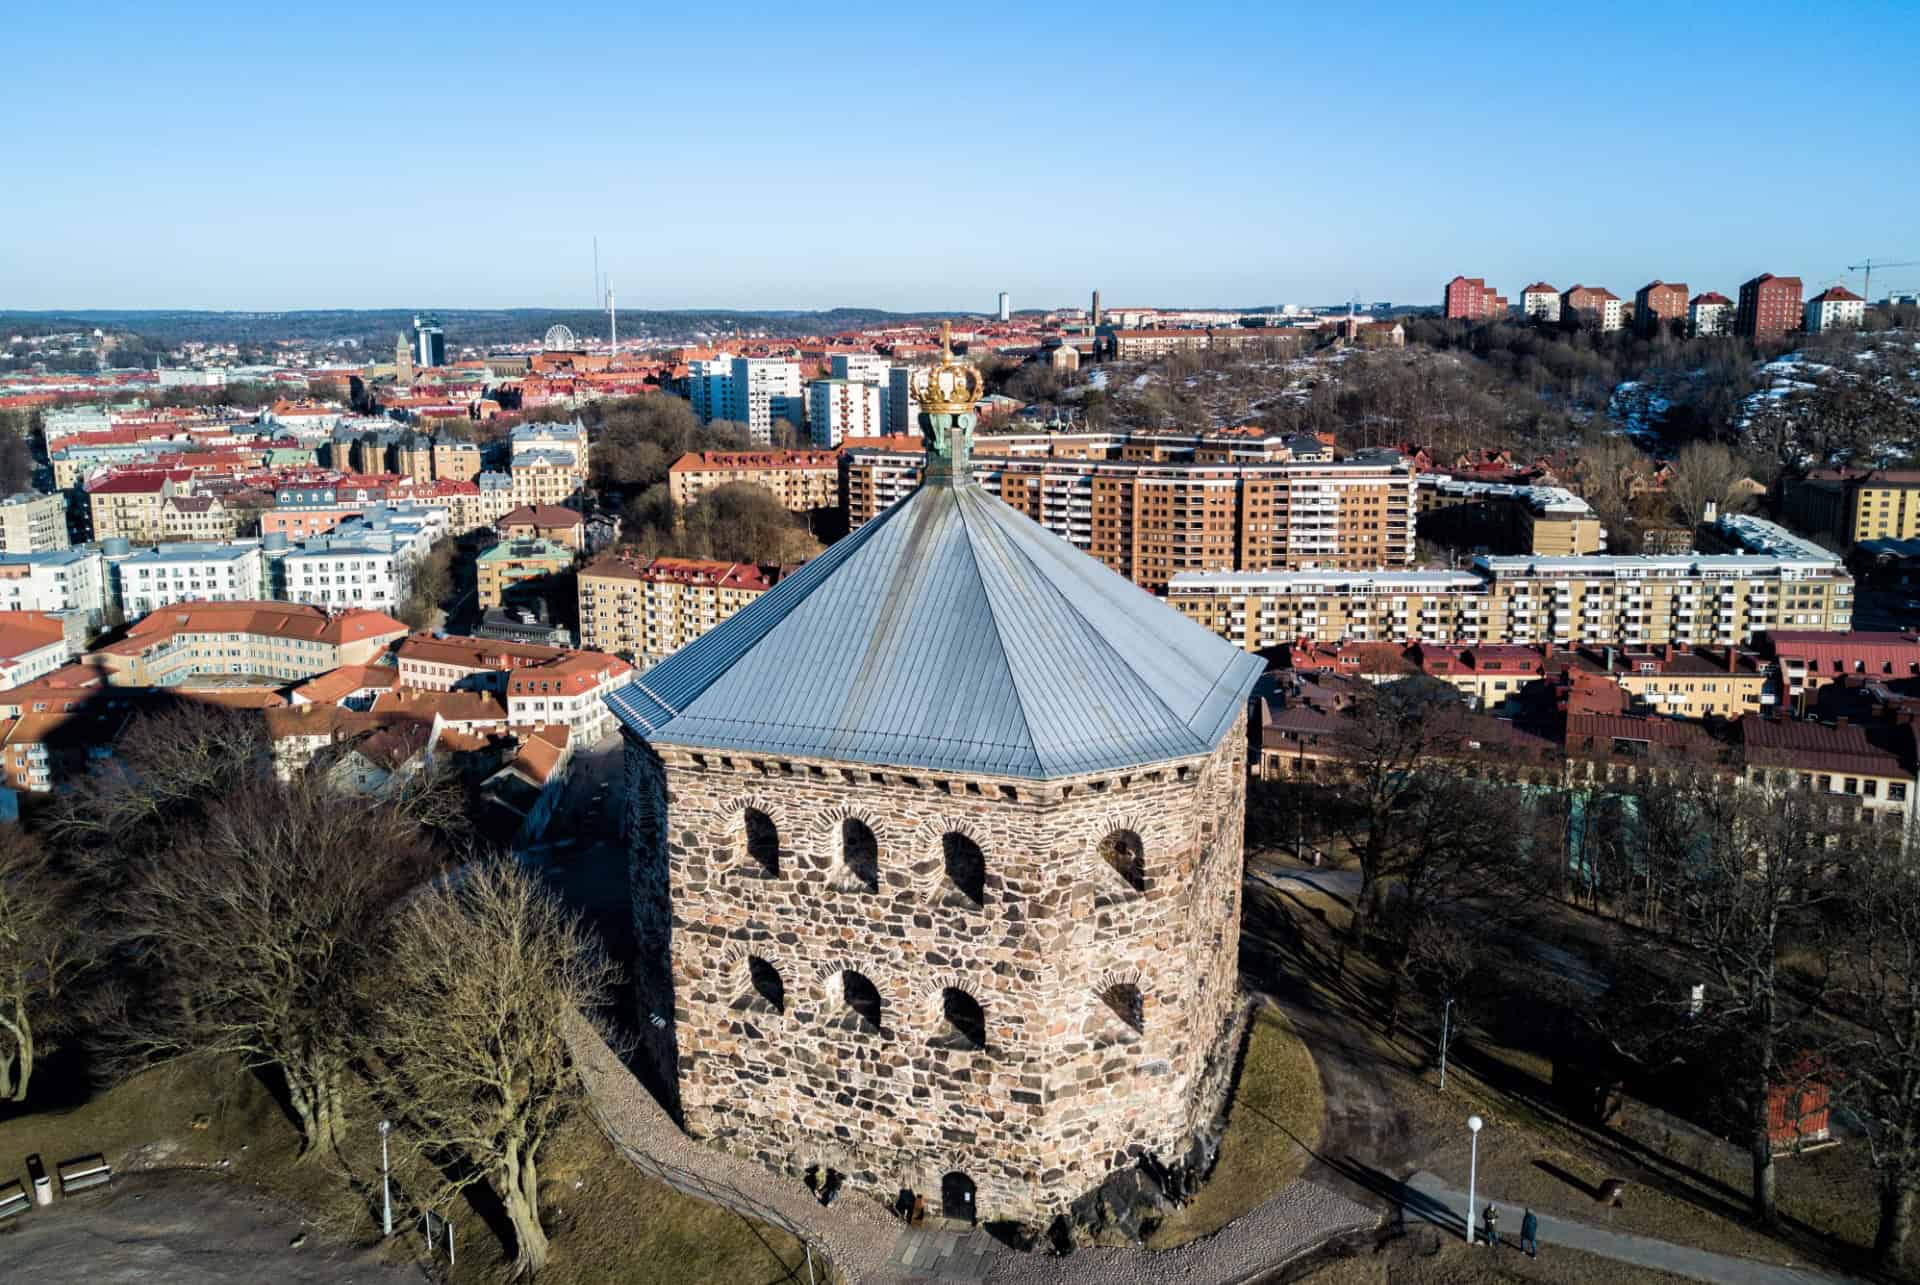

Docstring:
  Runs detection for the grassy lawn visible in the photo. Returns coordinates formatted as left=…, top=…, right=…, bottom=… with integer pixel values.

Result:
left=1145, top=1003, right=1325, bottom=1248
left=0, top=1058, right=810, bottom=1285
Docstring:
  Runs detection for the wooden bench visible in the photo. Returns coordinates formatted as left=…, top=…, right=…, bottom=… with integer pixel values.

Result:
left=57, top=1155, right=111, bottom=1196
left=0, top=1179, right=28, bottom=1221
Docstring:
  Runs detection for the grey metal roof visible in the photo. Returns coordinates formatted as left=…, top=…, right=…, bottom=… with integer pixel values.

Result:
left=607, top=481, right=1264, bottom=780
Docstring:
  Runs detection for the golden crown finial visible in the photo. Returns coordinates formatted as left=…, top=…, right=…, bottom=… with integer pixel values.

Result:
left=912, top=320, right=983, bottom=415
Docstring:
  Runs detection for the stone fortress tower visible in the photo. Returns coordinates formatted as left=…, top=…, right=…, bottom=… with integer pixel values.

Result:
left=609, top=324, right=1264, bottom=1225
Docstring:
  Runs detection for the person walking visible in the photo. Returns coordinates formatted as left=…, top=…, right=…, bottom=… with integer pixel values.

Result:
left=1521, top=1207, right=1539, bottom=1258
left=1482, top=1202, right=1500, bottom=1249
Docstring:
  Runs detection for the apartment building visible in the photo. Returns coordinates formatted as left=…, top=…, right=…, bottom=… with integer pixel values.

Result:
left=667, top=450, right=841, bottom=512
left=887, top=365, right=920, bottom=435
left=0, top=492, right=70, bottom=554
left=509, top=454, right=580, bottom=508
left=1784, top=469, right=1920, bottom=545
left=280, top=506, right=448, bottom=612
left=1805, top=286, right=1867, bottom=333
left=496, top=504, right=584, bottom=551
left=1742, top=717, right=1914, bottom=830
left=1766, top=631, right=1920, bottom=712
left=86, top=602, right=408, bottom=687
left=807, top=377, right=884, bottom=448
left=1417, top=476, right=1605, bottom=555
left=1737, top=273, right=1803, bottom=340
left=1443, top=276, right=1507, bottom=320
left=0, top=612, right=82, bottom=687
left=1633, top=280, right=1689, bottom=336
left=1562, top=285, right=1624, bottom=331
left=432, top=438, right=482, bottom=482
left=159, top=494, right=241, bottom=542
left=1690, top=292, right=1734, bottom=337
left=115, top=542, right=268, bottom=619
left=395, top=634, right=581, bottom=692
left=844, top=446, right=1416, bottom=591
left=725, top=358, right=806, bottom=444
left=502, top=650, right=633, bottom=743
left=477, top=537, right=574, bottom=609
left=1171, top=546, right=1852, bottom=652
left=0, top=548, right=110, bottom=626
left=1520, top=284, right=1561, bottom=322
left=86, top=472, right=182, bottom=542
left=577, top=553, right=780, bottom=661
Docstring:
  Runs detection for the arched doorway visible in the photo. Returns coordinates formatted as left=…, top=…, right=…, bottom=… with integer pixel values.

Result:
left=941, top=1171, right=976, bottom=1224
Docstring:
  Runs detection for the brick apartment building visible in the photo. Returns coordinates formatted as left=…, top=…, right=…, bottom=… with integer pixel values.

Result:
left=843, top=445, right=1416, bottom=592
left=1737, top=273, right=1803, bottom=340
left=1443, top=276, right=1507, bottom=320
left=667, top=450, right=842, bottom=512
left=1561, top=285, right=1624, bottom=332
left=1633, top=280, right=1690, bottom=336
left=1785, top=469, right=1920, bottom=545
left=577, top=553, right=781, bottom=661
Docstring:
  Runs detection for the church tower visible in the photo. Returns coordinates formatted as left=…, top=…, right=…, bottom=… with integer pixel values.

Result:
left=610, top=324, right=1262, bottom=1224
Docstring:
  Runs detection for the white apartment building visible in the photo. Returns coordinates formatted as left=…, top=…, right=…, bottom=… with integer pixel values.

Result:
left=115, top=542, right=268, bottom=619
left=1805, top=287, right=1867, bottom=334
left=0, top=492, right=71, bottom=554
left=1601, top=297, right=1625, bottom=332
left=1689, top=293, right=1734, bottom=337
left=0, top=548, right=109, bottom=626
left=831, top=353, right=897, bottom=432
left=807, top=378, right=885, bottom=448
left=510, top=420, right=587, bottom=471
left=1520, top=284, right=1561, bottom=322
left=727, top=358, right=804, bottom=444
left=281, top=505, right=448, bottom=612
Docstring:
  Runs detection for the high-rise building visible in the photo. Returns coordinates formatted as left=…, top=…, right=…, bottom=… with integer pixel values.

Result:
left=887, top=365, right=921, bottom=435
left=1633, top=281, right=1689, bottom=336
left=831, top=353, right=895, bottom=430
left=728, top=358, right=804, bottom=444
left=0, top=492, right=71, bottom=554
left=1443, top=275, right=1507, bottom=320
left=412, top=315, right=447, bottom=368
left=1091, top=288, right=1102, bottom=326
left=997, top=291, right=1011, bottom=322
left=806, top=378, right=884, bottom=448
left=844, top=443, right=1417, bottom=592
left=1804, top=286, right=1866, bottom=334
left=1689, top=292, right=1734, bottom=337
left=1736, top=274, right=1803, bottom=341
left=1520, top=283, right=1561, bottom=322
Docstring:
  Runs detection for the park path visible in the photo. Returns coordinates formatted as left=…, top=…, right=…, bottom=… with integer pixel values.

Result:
left=1402, top=1171, right=1849, bottom=1285
left=567, top=1011, right=1377, bottom=1284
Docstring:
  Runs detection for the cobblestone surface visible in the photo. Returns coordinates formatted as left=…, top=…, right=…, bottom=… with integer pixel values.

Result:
left=569, top=1011, right=1377, bottom=1284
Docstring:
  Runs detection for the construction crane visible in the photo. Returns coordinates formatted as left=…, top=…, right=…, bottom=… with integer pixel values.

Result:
left=1848, top=257, right=1917, bottom=302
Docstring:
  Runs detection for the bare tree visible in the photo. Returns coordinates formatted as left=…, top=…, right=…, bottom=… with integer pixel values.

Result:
left=1325, top=678, right=1471, bottom=954
left=373, top=861, right=615, bottom=1276
left=1830, top=838, right=1920, bottom=1267
left=0, top=829, right=88, bottom=1102
left=1630, top=775, right=1846, bottom=1225
left=1665, top=441, right=1754, bottom=529
left=105, top=778, right=441, bottom=1156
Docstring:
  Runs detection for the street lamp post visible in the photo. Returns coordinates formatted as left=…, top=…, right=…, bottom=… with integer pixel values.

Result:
left=379, top=1119, right=393, bottom=1237
left=1439, top=995, right=1453, bottom=1091
left=1466, top=1115, right=1484, bottom=1246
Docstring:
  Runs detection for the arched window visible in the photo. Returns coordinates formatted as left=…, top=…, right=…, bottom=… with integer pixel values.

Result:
left=935, top=987, right=986, bottom=1051
left=1099, top=829, right=1146, bottom=893
left=838, top=818, right=879, bottom=893
left=748, top=956, right=784, bottom=1014
left=1101, top=982, right=1143, bottom=1033
left=743, top=808, right=779, bottom=877
left=942, top=832, right=985, bottom=906
left=841, top=971, right=883, bottom=1033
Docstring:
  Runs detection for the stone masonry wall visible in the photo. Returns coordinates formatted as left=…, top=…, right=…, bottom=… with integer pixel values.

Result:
left=625, top=712, right=1249, bottom=1224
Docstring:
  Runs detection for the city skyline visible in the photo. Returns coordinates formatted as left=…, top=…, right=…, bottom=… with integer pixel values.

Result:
left=5, top=1, right=1916, bottom=312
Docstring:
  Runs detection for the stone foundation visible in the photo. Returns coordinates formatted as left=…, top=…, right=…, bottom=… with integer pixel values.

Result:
left=626, top=712, right=1249, bottom=1224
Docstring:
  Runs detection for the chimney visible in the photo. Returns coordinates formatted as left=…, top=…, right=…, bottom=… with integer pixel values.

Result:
left=1727, top=646, right=1738, bottom=673
left=1606, top=646, right=1616, bottom=673
left=1663, top=642, right=1674, bottom=663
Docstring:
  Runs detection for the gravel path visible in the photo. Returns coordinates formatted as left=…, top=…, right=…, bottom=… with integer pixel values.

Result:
left=568, top=1013, right=1376, bottom=1284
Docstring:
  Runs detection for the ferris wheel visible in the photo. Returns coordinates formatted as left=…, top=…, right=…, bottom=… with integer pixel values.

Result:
left=542, top=323, right=578, bottom=351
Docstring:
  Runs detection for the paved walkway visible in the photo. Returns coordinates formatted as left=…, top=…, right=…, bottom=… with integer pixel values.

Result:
left=1402, top=1171, right=1848, bottom=1285
left=568, top=1012, right=1376, bottom=1284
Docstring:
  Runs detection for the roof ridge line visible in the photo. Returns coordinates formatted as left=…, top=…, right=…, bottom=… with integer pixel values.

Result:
left=959, top=485, right=1202, bottom=762
left=952, top=485, right=1045, bottom=771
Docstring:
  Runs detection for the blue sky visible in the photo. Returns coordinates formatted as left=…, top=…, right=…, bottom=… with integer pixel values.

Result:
left=4, top=1, right=1916, bottom=313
